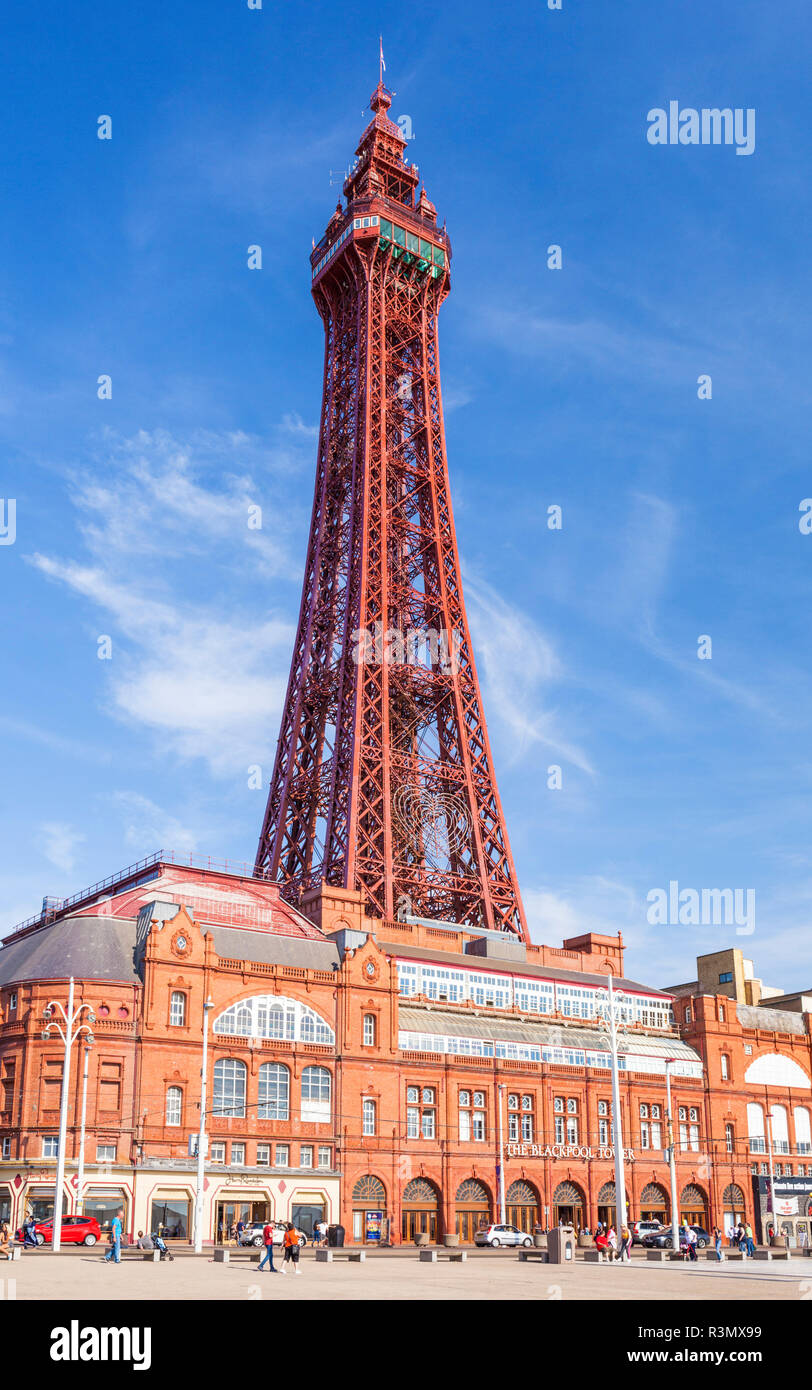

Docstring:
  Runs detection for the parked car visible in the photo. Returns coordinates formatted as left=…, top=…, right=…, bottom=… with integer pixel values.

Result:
left=236, top=1221, right=307, bottom=1248
left=15, top=1215, right=102, bottom=1247
left=631, top=1219, right=664, bottom=1246
left=642, top=1224, right=710, bottom=1250
left=473, top=1223, right=533, bottom=1248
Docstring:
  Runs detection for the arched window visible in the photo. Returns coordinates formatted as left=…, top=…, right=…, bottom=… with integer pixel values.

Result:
left=744, top=1053, right=811, bottom=1089
left=213, top=995, right=334, bottom=1046
left=363, top=1014, right=376, bottom=1047
left=456, top=1178, right=490, bottom=1203
left=169, top=992, right=186, bottom=1027
left=258, top=1062, right=289, bottom=1121
left=747, top=1102, right=765, bottom=1153
left=213, top=1058, right=246, bottom=1118
left=352, top=1175, right=386, bottom=1203
left=301, top=1066, right=331, bottom=1123
left=794, top=1107, right=811, bottom=1154
left=166, top=1086, right=182, bottom=1126
left=363, top=1099, right=376, bottom=1136
left=770, top=1104, right=789, bottom=1152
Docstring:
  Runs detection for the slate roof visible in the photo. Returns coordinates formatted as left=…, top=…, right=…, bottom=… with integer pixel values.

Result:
left=0, top=915, right=140, bottom=986
left=205, top=927, right=340, bottom=972
left=377, top=940, right=669, bottom=998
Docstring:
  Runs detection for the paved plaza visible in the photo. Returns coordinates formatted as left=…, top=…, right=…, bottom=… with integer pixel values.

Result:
left=3, top=1250, right=807, bottom=1301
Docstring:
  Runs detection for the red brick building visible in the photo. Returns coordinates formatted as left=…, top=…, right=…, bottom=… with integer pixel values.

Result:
left=1, top=859, right=810, bottom=1245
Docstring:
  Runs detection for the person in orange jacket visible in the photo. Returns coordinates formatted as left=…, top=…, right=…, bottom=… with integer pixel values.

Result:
left=281, top=1222, right=301, bottom=1275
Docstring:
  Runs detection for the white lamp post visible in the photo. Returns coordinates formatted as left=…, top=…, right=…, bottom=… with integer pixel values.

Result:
left=193, top=996, right=214, bottom=1254
left=41, top=978, right=95, bottom=1252
left=664, top=1060, right=680, bottom=1252
left=497, top=1084, right=507, bottom=1225
left=596, top=975, right=630, bottom=1255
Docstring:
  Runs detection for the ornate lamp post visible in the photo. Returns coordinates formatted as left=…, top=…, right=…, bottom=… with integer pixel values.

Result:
left=193, top=996, right=214, bottom=1254
left=595, top=975, right=632, bottom=1256
left=41, top=978, right=95, bottom=1252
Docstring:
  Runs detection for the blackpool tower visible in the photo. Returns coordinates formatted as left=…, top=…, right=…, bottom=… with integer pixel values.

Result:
left=255, top=76, right=527, bottom=938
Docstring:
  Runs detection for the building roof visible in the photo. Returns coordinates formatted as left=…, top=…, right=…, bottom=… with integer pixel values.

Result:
left=377, top=940, right=670, bottom=999
left=397, top=1004, right=701, bottom=1063
left=737, top=1004, right=807, bottom=1036
left=0, top=915, right=140, bottom=987
left=205, top=927, right=339, bottom=972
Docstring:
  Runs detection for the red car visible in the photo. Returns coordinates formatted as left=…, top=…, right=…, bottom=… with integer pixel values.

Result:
left=16, top=1215, right=102, bottom=1247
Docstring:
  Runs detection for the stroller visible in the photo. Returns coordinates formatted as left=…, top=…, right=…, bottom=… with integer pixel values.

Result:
left=152, top=1233, right=175, bottom=1261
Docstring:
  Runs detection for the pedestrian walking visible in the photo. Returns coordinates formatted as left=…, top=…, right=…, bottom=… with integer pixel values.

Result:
left=281, top=1222, right=301, bottom=1275
left=258, top=1220, right=277, bottom=1272
left=235, top=1217, right=247, bottom=1247
left=713, top=1226, right=723, bottom=1262
left=745, top=1222, right=755, bottom=1257
left=103, top=1208, right=124, bottom=1264
left=620, top=1225, right=632, bottom=1261
left=685, top=1226, right=698, bottom=1261
left=22, top=1216, right=38, bottom=1248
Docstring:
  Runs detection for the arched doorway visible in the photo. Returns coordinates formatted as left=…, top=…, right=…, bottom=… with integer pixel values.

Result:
left=639, top=1183, right=669, bottom=1224
left=722, top=1184, right=745, bottom=1237
left=553, top=1181, right=585, bottom=1230
left=402, top=1178, right=440, bottom=1243
left=680, top=1184, right=708, bottom=1228
left=456, top=1179, right=492, bottom=1243
left=351, top=1175, right=387, bottom=1244
left=596, top=1182, right=630, bottom=1232
left=506, top=1180, right=539, bottom=1234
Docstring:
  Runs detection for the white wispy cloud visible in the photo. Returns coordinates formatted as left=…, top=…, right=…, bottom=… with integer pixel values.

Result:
left=41, top=821, right=85, bottom=874
left=112, top=791, right=198, bottom=856
left=463, top=570, right=594, bottom=774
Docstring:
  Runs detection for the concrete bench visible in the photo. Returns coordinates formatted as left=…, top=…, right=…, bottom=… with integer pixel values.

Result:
left=214, top=1248, right=261, bottom=1264
left=645, top=1250, right=669, bottom=1262
left=725, top=1250, right=748, bottom=1261
left=3, top=1246, right=23, bottom=1261
left=585, top=1250, right=613, bottom=1263
left=315, top=1249, right=365, bottom=1263
left=754, top=1249, right=791, bottom=1261
left=704, top=1250, right=725, bottom=1261
left=517, top=1249, right=548, bottom=1263
left=419, top=1249, right=467, bottom=1263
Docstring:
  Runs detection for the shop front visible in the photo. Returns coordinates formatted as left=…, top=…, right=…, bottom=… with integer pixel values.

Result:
left=0, top=1186, right=12, bottom=1225
left=82, top=1189, right=129, bottom=1235
left=721, top=1183, right=746, bottom=1234
left=290, top=1189, right=328, bottom=1239
left=752, top=1174, right=812, bottom=1247
left=679, top=1184, right=708, bottom=1229
left=150, top=1191, right=192, bottom=1241
left=24, top=1185, right=68, bottom=1223
left=351, top=1175, right=387, bottom=1243
left=215, top=1190, right=271, bottom=1244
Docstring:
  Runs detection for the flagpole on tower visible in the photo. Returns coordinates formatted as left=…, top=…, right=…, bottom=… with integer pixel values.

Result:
left=379, top=35, right=385, bottom=85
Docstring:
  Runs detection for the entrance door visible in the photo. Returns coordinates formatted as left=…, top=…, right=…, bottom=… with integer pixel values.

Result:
left=216, top=1200, right=269, bottom=1244
left=456, top=1209, right=489, bottom=1243
left=402, top=1207, right=437, bottom=1242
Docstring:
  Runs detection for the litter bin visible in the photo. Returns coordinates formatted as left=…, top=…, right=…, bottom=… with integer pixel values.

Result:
left=547, top=1225, right=576, bottom=1264
left=327, top=1224, right=345, bottom=1248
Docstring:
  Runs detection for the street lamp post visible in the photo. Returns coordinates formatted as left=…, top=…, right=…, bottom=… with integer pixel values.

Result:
left=41, top=977, right=95, bottom=1252
left=193, top=996, right=214, bottom=1254
left=606, top=976, right=629, bottom=1253
left=664, top=1061, right=680, bottom=1252
left=75, top=1038, right=93, bottom=1215
left=497, top=1084, right=507, bottom=1225
left=765, top=1105, right=778, bottom=1247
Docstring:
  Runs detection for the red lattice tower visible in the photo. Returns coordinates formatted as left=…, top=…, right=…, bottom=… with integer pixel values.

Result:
left=255, top=80, right=527, bottom=937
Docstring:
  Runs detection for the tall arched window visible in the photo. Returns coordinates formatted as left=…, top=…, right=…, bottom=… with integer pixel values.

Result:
left=794, top=1107, right=811, bottom=1154
left=166, top=1086, right=182, bottom=1127
left=747, top=1102, right=765, bottom=1153
left=258, top=1062, right=289, bottom=1121
left=363, top=1099, right=376, bottom=1136
left=363, top=1014, right=376, bottom=1047
left=213, top=1058, right=246, bottom=1119
left=770, top=1103, right=789, bottom=1153
left=169, top=992, right=186, bottom=1027
left=301, top=1066, right=331, bottom=1123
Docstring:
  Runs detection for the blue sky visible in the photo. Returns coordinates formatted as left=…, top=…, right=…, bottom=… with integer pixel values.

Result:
left=1, top=0, right=811, bottom=991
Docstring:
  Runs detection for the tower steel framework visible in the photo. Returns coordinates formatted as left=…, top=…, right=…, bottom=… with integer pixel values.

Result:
left=255, top=79, right=527, bottom=937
